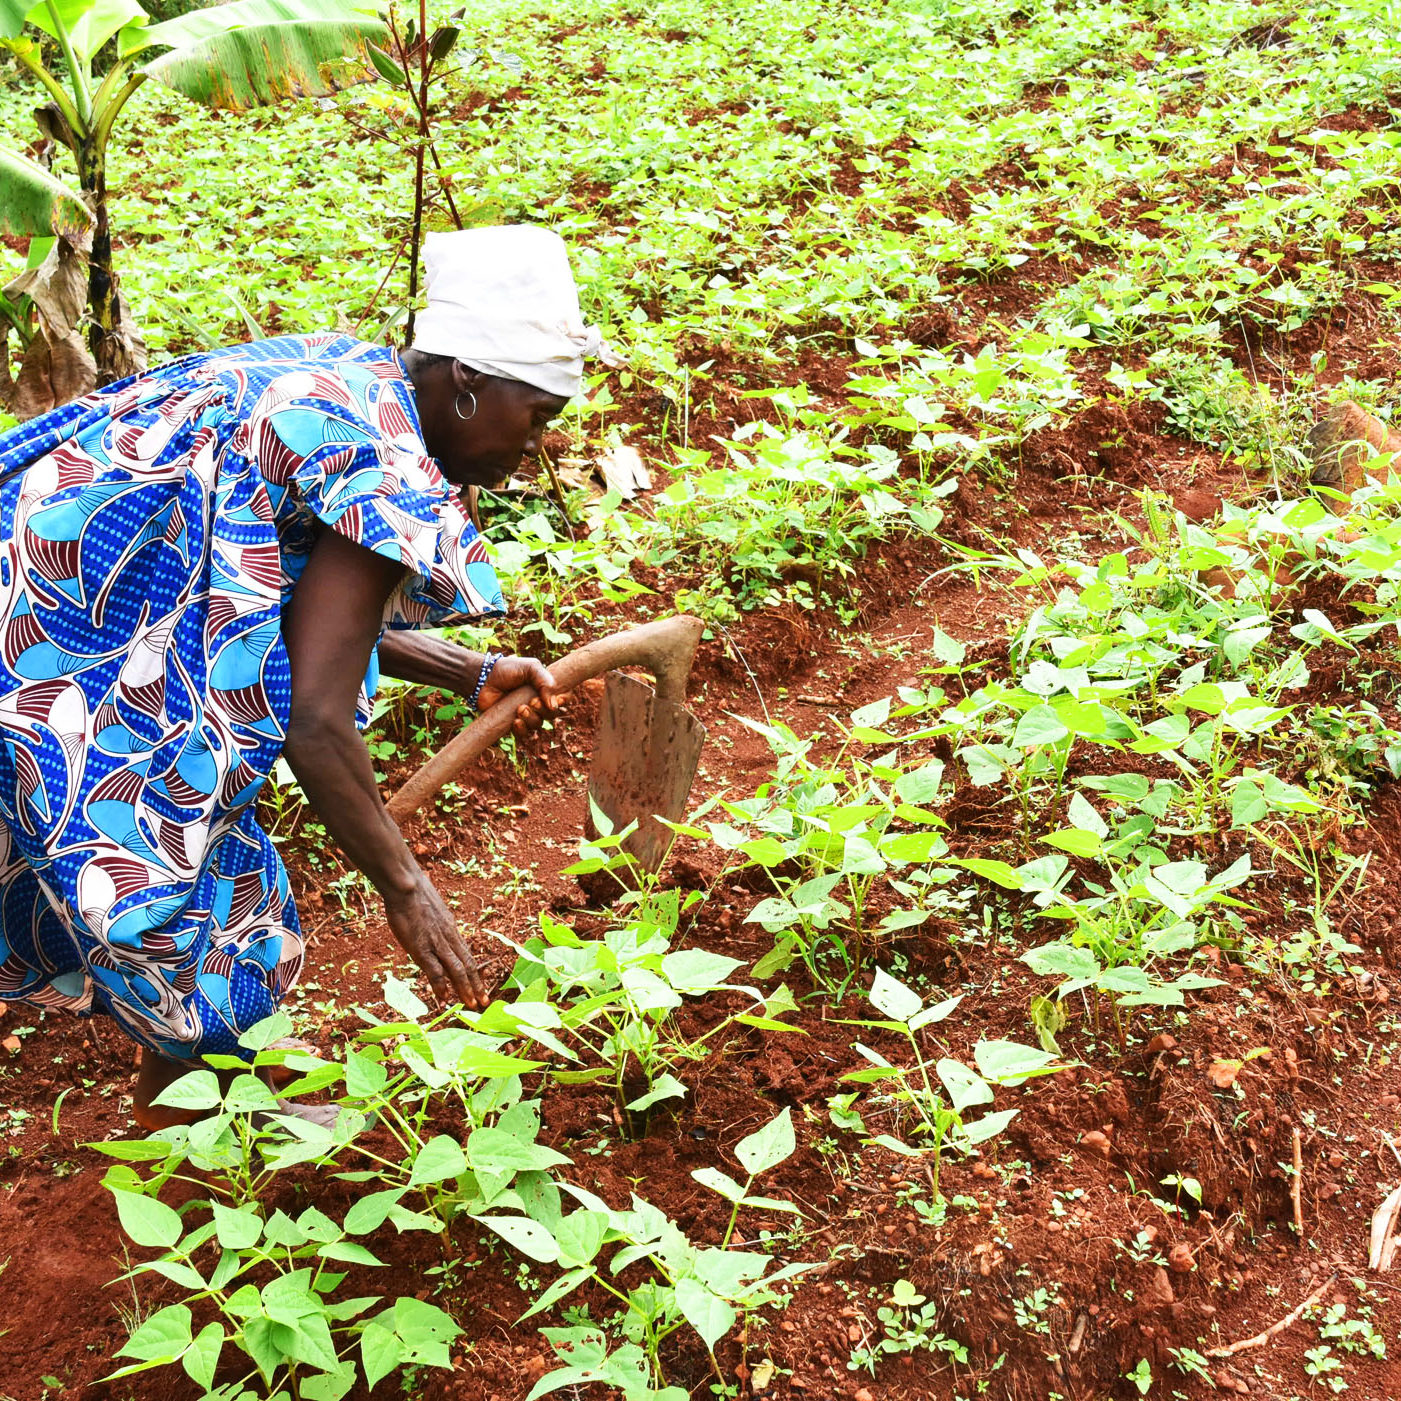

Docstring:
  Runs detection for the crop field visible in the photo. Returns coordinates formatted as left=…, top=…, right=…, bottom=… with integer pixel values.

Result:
left=3, top=0, right=1401, bottom=1398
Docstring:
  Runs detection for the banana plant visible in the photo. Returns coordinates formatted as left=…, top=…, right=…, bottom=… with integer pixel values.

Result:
left=0, top=0, right=388, bottom=400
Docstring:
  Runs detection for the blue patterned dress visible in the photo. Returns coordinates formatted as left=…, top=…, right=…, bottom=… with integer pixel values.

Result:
left=0, top=334, right=503, bottom=1058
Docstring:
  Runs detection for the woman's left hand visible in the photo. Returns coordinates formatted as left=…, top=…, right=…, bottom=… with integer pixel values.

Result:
left=477, top=654, right=564, bottom=735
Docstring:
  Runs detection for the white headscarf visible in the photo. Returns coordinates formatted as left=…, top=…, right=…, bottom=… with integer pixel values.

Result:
left=410, top=225, right=602, bottom=400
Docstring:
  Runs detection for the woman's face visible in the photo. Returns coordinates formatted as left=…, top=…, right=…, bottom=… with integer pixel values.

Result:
left=417, top=360, right=568, bottom=490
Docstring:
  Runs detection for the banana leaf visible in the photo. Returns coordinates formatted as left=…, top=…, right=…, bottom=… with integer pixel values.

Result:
left=22, top=0, right=148, bottom=61
left=143, top=14, right=389, bottom=111
left=142, top=0, right=383, bottom=50
left=0, top=147, right=92, bottom=239
left=0, top=0, right=32, bottom=39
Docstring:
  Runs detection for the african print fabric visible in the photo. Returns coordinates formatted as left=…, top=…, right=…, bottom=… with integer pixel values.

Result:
left=0, top=335, right=503, bottom=1058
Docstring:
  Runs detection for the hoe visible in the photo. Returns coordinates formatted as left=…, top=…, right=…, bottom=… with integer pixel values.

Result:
left=386, top=614, right=707, bottom=874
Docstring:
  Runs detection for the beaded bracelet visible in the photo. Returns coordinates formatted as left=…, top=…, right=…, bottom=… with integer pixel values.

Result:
left=469, top=652, right=504, bottom=712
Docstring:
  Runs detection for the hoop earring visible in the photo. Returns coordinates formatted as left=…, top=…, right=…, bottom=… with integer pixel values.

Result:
left=454, top=392, right=478, bottom=422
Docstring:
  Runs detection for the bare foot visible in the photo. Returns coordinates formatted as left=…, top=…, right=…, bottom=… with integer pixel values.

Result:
left=132, top=1049, right=203, bottom=1131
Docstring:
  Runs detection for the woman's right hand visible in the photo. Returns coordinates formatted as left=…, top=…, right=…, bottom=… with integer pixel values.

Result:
left=383, top=877, right=489, bottom=1011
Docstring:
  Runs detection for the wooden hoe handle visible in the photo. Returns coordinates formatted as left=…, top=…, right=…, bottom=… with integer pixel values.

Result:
left=386, top=614, right=704, bottom=824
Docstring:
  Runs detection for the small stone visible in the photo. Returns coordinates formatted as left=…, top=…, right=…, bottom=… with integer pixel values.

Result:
left=1208, top=1058, right=1241, bottom=1089
left=855, top=1390, right=875, bottom=1401
left=848, top=1323, right=862, bottom=1342
left=1144, top=1267, right=1175, bottom=1308
left=1082, top=1130, right=1111, bottom=1156
left=0, top=1035, right=19, bottom=1054
left=1147, top=1032, right=1178, bottom=1054
left=1168, top=1242, right=1196, bottom=1273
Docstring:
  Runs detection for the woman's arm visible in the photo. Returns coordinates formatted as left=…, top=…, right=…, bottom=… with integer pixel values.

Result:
left=377, top=631, right=481, bottom=692
left=281, top=528, right=487, bottom=1009
left=377, top=630, right=562, bottom=730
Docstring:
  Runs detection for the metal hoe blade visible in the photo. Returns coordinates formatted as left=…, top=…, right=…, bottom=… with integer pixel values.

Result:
left=588, top=670, right=706, bottom=873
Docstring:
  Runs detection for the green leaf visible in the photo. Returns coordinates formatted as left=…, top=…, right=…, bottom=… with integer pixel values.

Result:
left=1175, top=682, right=1229, bottom=715
left=894, top=760, right=945, bottom=803
left=750, top=937, right=798, bottom=978
left=150, top=1068, right=221, bottom=1112
left=344, top=1049, right=388, bottom=1097
left=473, top=1215, right=560, bottom=1263
left=1231, top=778, right=1267, bottom=827
left=342, top=1187, right=404, bottom=1235
left=318, top=1240, right=385, bottom=1267
left=300, top=1362, right=358, bottom=1401
left=222, top=1072, right=280, bottom=1112
left=880, top=830, right=948, bottom=863
left=554, top=1210, right=609, bottom=1267
left=181, top=1323, right=223, bottom=1392
left=735, top=1106, right=795, bottom=1177
left=138, top=1258, right=207, bottom=1291
left=973, top=1039, right=1060, bottom=1085
left=841, top=834, right=885, bottom=875
left=1040, top=826, right=1103, bottom=858
left=1029, top=995, right=1066, bottom=1054
left=236, top=1010, right=294, bottom=1052
left=212, top=1202, right=263, bottom=1250
left=1013, top=704, right=1069, bottom=749
left=517, top=1265, right=593, bottom=1323
left=909, top=993, right=961, bottom=1031
left=936, top=1058, right=994, bottom=1112
left=467, top=1126, right=571, bottom=1175
left=626, top=1072, right=687, bottom=1112
left=85, top=1137, right=177, bottom=1161
left=869, top=967, right=922, bottom=1023
left=675, top=1276, right=737, bottom=1349
left=692, top=1166, right=746, bottom=1202
left=738, top=835, right=788, bottom=866
left=960, top=1107, right=1018, bottom=1145
left=661, top=948, right=744, bottom=991
left=930, top=625, right=966, bottom=665
left=360, top=1320, right=403, bottom=1391
left=408, top=1134, right=467, bottom=1185
left=117, top=1302, right=193, bottom=1362
left=956, top=857, right=1024, bottom=889
left=380, top=973, right=428, bottom=1022
left=111, top=1189, right=184, bottom=1249
left=746, top=896, right=798, bottom=930
left=26, top=0, right=148, bottom=62
left=739, top=1192, right=804, bottom=1215
left=850, top=696, right=891, bottom=728
left=1080, top=772, right=1150, bottom=802
left=866, top=1131, right=921, bottom=1156
left=1021, top=942, right=1099, bottom=980
left=0, top=1, right=30, bottom=39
